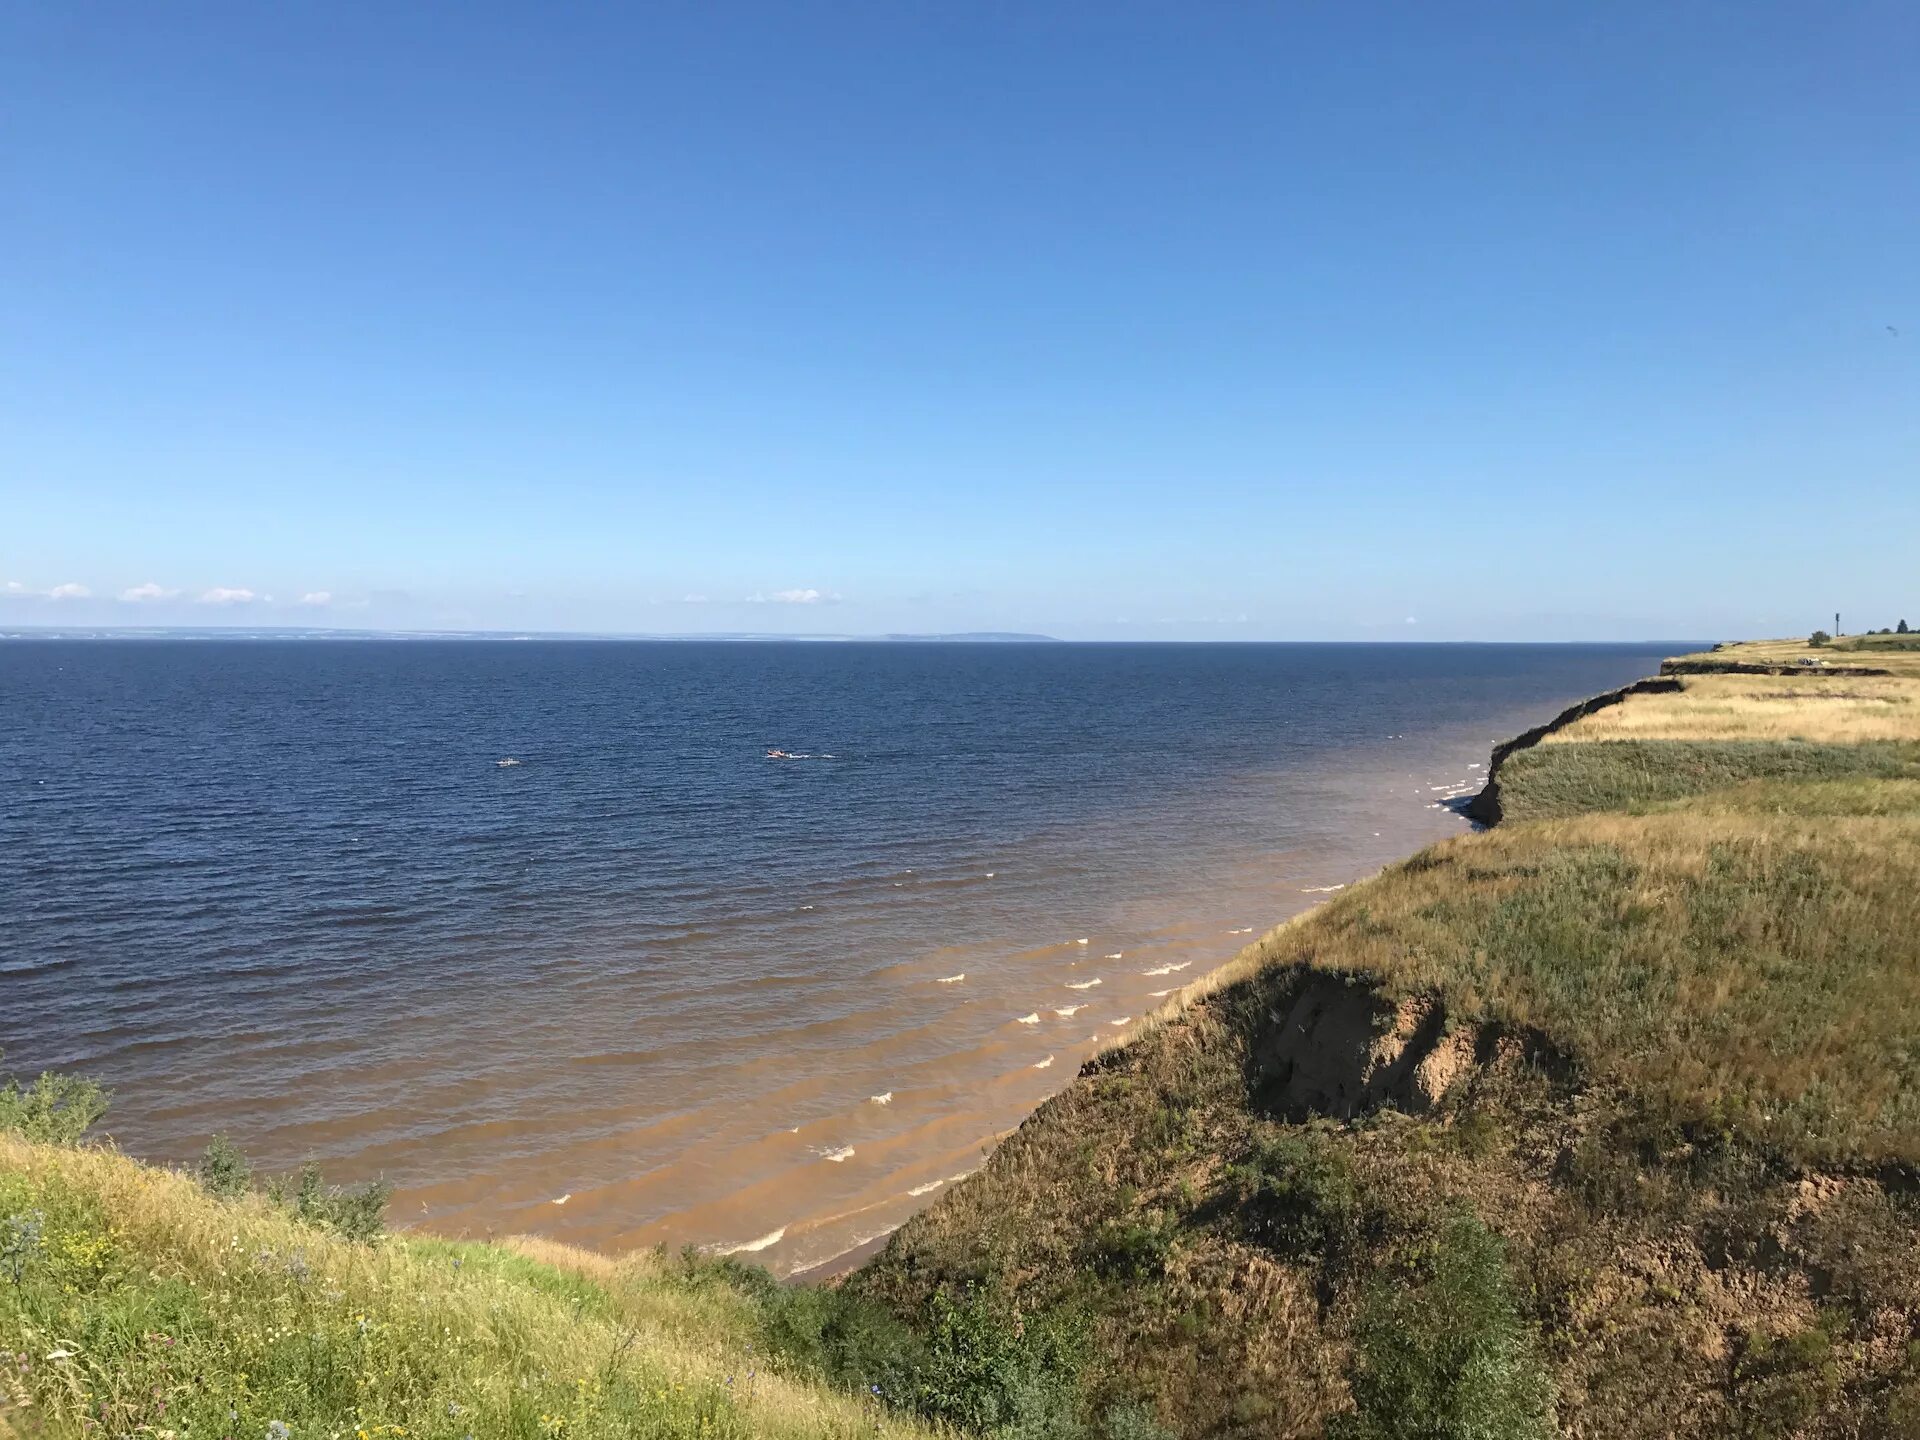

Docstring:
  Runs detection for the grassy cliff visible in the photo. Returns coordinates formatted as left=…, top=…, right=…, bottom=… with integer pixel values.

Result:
left=846, top=641, right=1920, bottom=1438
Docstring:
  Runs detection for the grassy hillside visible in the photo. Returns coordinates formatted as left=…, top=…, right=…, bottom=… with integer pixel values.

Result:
left=848, top=643, right=1920, bottom=1438
left=0, top=1127, right=938, bottom=1440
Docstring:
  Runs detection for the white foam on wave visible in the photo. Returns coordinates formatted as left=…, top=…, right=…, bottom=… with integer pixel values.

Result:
left=1066, top=978, right=1102, bottom=990
left=1302, top=884, right=1346, bottom=894
left=907, top=1179, right=944, bottom=1196
left=1075, top=937, right=1090, bottom=946
left=1104, top=951, right=1124, bottom=960
left=715, top=1225, right=788, bottom=1255
left=1015, top=1012, right=1040, bottom=1025
left=1110, top=1016, right=1132, bottom=1026
left=985, top=871, right=997, bottom=878
left=1149, top=988, right=1175, bottom=998
left=1033, top=1054, right=1054, bottom=1069
left=1226, top=926, right=1254, bottom=935
left=1055, top=1004, right=1085, bottom=1017
left=869, top=1092, right=892, bottom=1105
left=812, top=1145, right=856, bottom=1163
left=1142, top=961, right=1192, bottom=975
left=935, top=973, right=966, bottom=984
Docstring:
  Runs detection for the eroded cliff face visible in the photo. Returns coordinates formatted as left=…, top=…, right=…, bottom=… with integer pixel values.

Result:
left=1250, top=972, right=1489, bottom=1120
left=1464, top=676, right=1682, bottom=823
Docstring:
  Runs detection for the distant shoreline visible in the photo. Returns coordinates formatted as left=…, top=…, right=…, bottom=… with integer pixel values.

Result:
left=1, top=626, right=1699, bottom=646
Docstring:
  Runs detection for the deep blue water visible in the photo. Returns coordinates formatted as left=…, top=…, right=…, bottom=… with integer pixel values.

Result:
left=1, top=639, right=1679, bottom=1270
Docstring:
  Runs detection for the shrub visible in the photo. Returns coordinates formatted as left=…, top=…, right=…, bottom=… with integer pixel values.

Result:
left=0, top=1052, right=109, bottom=1145
left=1810, top=630, right=1832, bottom=647
left=197, top=1133, right=253, bottom=1198
left=1334, top=1210, right=1554, bottom=1440
left=1228, top=1128, right=1361, bottom=1258
left=680, top=1251, right=929, bottom=1399
left=1731, top=1313, right=1846, bottom=1438
left=1087, top=1215, right=1176, bottom=1280
left=269, top=1161, right=390, bottom=1242
left=915, top=1283, right=1086, bottom=1437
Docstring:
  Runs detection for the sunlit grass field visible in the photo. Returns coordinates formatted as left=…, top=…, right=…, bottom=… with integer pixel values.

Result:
left=1545, top=672, right=1920, bottom=745
left=0, top=1133, right=932, bottom=1440
left=1666, top=635, right=1920, bottom=678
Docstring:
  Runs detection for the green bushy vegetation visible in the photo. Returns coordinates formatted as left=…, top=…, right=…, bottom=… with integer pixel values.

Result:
left=0, top=1056, right=109, bottom=1147
left=1487, top=738, right=1920, bottom=821
left=1334, top=1211, right=1553, bottom=1440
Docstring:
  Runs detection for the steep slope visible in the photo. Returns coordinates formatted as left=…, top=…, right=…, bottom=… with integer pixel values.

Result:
left=849, top=647, right=1920, bottom=1439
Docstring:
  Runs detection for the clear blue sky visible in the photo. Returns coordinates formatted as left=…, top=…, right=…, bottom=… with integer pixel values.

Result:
left=3, top=2, right=1914, bottom=639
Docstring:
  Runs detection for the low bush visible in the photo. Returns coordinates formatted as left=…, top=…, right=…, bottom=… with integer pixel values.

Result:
left=0, top=1051, right=110, bottom=1145
left=1335, top=1210, right=1554, bottom=1440
left=1226, top=1127, right=1361, bottom=1258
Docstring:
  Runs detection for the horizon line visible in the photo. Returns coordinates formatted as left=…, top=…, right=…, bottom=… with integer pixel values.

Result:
left=0, top=624, right=1708, bottom=647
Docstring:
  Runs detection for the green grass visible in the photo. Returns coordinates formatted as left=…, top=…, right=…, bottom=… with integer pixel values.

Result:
left=1834, top=633, right=1920, bottom=653
left=1485, top=738, right=1920, bottom=821
left=0, top=1134, right=936, bottom=1440
left=1259, top=810, right=1920, bottom=1166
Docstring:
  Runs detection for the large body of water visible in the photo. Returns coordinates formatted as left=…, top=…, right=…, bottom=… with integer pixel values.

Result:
left=3, top=640, right=1675, bottom=1273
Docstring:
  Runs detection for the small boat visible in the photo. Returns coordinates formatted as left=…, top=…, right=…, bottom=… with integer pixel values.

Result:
left=496, top=757, right=523, bottom=768
left=766, top=748, right=791, bottom=759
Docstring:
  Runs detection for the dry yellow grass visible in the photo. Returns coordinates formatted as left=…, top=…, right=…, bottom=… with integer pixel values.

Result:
left=1543, top=672, right=1920, bottom=745
left=1667, top=636, right=1920, bottom=678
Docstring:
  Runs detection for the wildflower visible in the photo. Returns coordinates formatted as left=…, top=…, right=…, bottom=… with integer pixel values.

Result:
left=268, top=1422, right=291, bottom=1440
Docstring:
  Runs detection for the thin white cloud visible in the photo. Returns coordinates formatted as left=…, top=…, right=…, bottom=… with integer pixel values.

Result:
left=297, top=591, right=333, bottom=607
left=48, top=583, right=91, bottom=600
left=748, top=587, right=838, bottom=605
left=3, top=580, right=29, bottom=596
left=120, top=582, right=178, bottom=602
left=681, top=593, right=709, bottom=604
left=197, top=586, right=258, bottom=605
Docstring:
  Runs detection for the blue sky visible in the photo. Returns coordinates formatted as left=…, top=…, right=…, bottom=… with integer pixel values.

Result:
left=3, top=2, right=1914, bottom=639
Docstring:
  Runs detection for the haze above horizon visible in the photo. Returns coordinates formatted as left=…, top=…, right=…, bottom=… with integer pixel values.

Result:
left=4, top=2, right=1914, bottom=641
